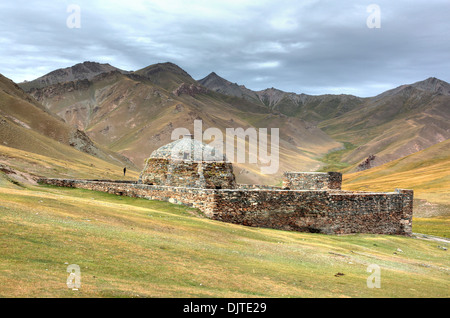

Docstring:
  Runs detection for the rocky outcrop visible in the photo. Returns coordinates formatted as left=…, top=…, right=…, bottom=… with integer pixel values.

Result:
left=69, top=129, right=98, bottom=154
left=28, top=79, right=91, bottom=102
left=173, top=83, right=208, bottom=97
left=357, top=155, right=376, bottom=171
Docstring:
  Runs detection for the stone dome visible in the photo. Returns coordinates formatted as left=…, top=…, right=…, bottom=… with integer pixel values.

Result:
left=150, top=134, right=226, bottom=162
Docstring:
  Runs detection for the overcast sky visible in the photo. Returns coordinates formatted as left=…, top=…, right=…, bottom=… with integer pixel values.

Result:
left=0, top=0, right=449, bottom=97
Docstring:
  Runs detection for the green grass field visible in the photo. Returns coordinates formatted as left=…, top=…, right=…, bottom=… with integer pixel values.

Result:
left=0, top=179, right=448, bottom=298
left=317, top=142, right=356, bottom=172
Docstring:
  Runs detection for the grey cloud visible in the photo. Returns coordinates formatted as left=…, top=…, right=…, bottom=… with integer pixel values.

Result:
left=0, top=0, right=449, bottom=97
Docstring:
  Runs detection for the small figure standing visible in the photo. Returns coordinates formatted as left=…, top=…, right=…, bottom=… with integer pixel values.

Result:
left=123, top=167, right=126, bottom=176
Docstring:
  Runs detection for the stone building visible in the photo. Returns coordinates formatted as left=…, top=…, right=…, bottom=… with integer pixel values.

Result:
left=39, top=137, right=414, bottom=236
left=139, top=134, right=236, bottom=189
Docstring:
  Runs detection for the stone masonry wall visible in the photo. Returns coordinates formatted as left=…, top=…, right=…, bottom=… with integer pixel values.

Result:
left=39, top=178, right=217, bottom=215
left=38, top=178, right=413, bottom=236
left=140, top=158, right=236, bottom=189
left=211, top=189, right=412, bottom=235
left=283, top=172, right=342, bottom=190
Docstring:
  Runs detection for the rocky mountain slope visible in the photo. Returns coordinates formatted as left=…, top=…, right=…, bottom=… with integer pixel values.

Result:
left=199, top=72, right=450, bottom=172
left=198, top=72, right=366, bottom=122
left=198, top=72, right=261, bottom=103
left=0, top=73, right=135, bottom=175
left=320, top=77, right=450, bottom=170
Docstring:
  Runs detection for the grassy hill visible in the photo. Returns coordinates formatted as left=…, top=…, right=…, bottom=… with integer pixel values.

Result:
left=0, top=180, right=448, bottom=297
left=0, top=144, right=139, bottom=183
left=319, top=78, right=450, bottom=170
left=0, top=73, right=135, bottom=171
left=343, top=139, right=450, bottom=238
left=343, top=139, right=450, bottom=204
left=0, top=73, right=140, bottom=183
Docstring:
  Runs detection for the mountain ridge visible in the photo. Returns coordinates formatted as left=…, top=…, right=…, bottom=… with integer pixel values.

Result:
left=20, top=62, right=342, bottom=184
left=16, top=61, right=450, bottom=178
left=19, top=61, right=450, bottom=102
left=19, top=61, right=130, bottom=92
left=197, top=69, right=450, bottom=172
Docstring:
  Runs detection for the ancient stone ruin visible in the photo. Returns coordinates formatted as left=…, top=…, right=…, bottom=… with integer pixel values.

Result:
left=139, top=134, right=236, bottom=189
left=38, top=137, right=413, bottom=236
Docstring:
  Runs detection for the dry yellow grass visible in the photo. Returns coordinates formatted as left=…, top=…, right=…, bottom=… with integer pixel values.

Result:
left=343, top=140, right=449, bottom=237
left=343, top=139, right=450, bottom=205
left=0, top=183, right=449, bottom=298
left=0, top=144, right=139, bottom=181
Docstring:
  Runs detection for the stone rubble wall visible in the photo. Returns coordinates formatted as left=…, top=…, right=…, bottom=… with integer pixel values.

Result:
left=236, top=184, right=281, bottom=190
left=38, top=178, right=413, bottom=236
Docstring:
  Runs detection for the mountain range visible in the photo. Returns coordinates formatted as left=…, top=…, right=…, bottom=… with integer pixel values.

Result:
left=0, top=60, right=447, bottom=188
left=199, top=71, right=450, bottom=170
left=18, top=62, right=342, bottom=184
